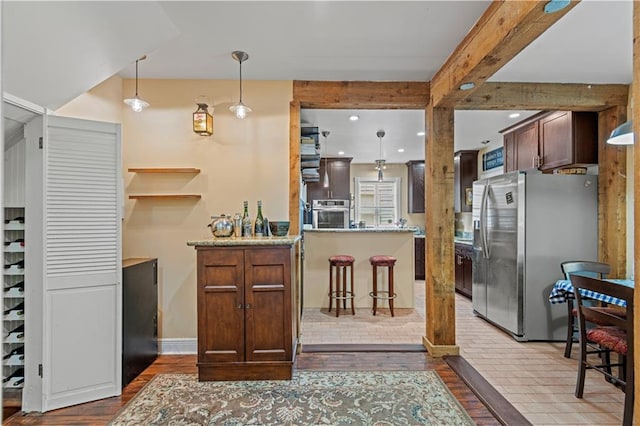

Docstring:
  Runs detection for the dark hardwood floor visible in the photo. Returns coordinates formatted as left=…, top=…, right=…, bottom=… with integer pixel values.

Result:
left=3, top=353, right=501, bottom=425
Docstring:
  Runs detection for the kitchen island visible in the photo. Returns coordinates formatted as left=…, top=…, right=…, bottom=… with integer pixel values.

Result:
left=303, top=228, right=415, bottom=310
left=187, top=235, right=301, bottom=381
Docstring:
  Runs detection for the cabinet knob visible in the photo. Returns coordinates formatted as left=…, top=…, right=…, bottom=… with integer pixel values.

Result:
left=237, top=303, right=243, bottom=309
left=245, top=303, right=252, bottom=309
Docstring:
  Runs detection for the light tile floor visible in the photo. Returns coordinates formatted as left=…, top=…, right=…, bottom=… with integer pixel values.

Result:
left=300, top=280, right=625, bottom=425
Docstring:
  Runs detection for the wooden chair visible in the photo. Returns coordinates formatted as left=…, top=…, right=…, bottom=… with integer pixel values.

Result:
left=560, top=261, right=611, bottom=358
left=571, top=274, right=633, bottom=426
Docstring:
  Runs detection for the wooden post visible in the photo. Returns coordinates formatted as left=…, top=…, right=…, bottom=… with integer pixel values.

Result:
left=423, top=104, right=459, bottom=357
left=289, top=101, right=301, bottom=235
left=597, top=106, right=628, bottom=277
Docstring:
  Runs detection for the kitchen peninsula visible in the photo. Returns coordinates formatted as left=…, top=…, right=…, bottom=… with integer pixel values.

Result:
left=187, top=236, right=301, bottom=381
left=303, top=228, right=415, bottom=310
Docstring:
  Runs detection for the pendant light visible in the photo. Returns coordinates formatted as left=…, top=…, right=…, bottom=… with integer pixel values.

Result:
left=375, top=130, right=386, bottom=182
left=229, top=51, right=252, bottom=119
left=606, top=120, right=634, bottom=145
left=321, top=130, right=330, bottom=188
left=123, top=56, right=149, bottom=112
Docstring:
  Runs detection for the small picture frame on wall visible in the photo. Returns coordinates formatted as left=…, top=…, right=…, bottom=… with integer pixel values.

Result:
left=465, top=188, right=473, bottom=206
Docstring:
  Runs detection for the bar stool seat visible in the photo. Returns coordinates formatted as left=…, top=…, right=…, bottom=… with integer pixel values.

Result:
left=328, top=255, right=355, bottom=317
left=369, top=255, right=397, bottom=316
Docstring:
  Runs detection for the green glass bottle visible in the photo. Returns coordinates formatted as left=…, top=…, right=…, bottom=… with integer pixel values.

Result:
left=254, top=200, right=264, bottom=237
left=241, top=201, right=252, bottom=237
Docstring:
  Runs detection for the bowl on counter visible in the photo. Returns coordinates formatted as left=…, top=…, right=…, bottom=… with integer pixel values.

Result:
left=269, top=221, right=290, bottom=236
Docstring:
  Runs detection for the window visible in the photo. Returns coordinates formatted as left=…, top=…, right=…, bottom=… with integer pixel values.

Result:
left=354, top=177, right=401, bottom=227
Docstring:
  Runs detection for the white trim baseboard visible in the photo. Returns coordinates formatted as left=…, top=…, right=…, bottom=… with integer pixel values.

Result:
left=158, top=338, right=197, bottom=354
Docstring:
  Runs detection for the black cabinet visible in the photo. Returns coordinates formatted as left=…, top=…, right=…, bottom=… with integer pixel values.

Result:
left=414, top=237, right=425, bottom=280
left=122, top=257, right=158, bottom=387
left=454, top=151, right=478, bottom=213
left=406, top=161, right=425, bottom=213
left=454, top=244, right=472, bottom=298
left=306, top=157, right=352, bottom=201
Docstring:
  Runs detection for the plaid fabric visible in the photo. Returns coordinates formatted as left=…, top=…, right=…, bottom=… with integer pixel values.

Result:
left=548, top=279, right=633, bottom=307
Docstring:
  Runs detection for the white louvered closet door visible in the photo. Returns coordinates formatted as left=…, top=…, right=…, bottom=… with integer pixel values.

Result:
left=42, top=115, right=122, bottom=411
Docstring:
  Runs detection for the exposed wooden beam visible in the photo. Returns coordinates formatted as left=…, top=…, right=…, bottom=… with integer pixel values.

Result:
left=457, top=82, right=629, bottom=111
left=597, top=106, right=627, bottom=277
left=293, top=81, right=429, bottom=109
left=423, top=104, right=458, bottom=357
left=431, top=1, right=579, bottom=108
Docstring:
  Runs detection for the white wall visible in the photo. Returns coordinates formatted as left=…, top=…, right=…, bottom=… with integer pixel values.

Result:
left=57, top=76, right=293, bottom=340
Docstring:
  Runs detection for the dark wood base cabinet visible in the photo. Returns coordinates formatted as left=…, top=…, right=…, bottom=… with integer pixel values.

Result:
left=195, top=244, right=298, bottom=381
left=122, top=258, right=158, bottom=387
left=454, top=244, right=472, bottom=298
left=414, top=237, right=425, bottom=280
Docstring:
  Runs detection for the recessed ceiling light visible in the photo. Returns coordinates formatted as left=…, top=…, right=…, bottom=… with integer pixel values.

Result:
left=397, top=148, right=405, bottom=153
left=509, top=113, right=521, bottom=119
left=417, top=131, right=425, bottom=136
left=349, top=115, right=359, bottom=121
left=338, top=151, right=345, bottom=155
left=459, top=82, right=475, bottom=91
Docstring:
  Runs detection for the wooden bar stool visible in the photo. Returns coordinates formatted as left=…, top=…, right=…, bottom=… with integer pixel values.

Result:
left=328, top=255, right=355, bottom=317
left=369, top=255, right=397, bottom=316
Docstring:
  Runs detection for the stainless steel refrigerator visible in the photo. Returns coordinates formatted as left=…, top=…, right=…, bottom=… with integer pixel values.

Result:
left=472, top=170, right=598, bottom=341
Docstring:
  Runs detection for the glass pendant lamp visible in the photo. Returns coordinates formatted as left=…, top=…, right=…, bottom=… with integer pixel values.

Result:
left=375, top=130, right=386, bottom=182
left=229, top=51, right=252, bottom=119
left=123, top=56, right=150, bottom=112
left=322, top=130, right=330, bottom=188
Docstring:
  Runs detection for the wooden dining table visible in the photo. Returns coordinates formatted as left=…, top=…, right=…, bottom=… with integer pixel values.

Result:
left=548, top=278, right=634, bottom=307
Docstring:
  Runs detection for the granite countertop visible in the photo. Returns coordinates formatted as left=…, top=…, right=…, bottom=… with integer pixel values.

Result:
left=303, top=228, right=415, bottom=233
left=187, top=235, right=301, bottom=247
left=454, top=238, right=473, bottom=246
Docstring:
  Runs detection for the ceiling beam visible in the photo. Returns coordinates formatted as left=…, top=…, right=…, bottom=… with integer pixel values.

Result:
left=456, top=82, right=630, bottom=111
left=431, top=0, right=579, bottom=108
left=293, top=81, right=429, bottom=109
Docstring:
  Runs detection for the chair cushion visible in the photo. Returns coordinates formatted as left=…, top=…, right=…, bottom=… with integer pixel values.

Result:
left=586, top=326, right=627, bottom=355
left=329, top=255, right=355, bottom=265
left=369, top=255, right=397, bottom=266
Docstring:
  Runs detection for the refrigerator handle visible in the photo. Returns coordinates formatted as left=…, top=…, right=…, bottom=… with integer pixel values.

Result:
left=480, top=184, right=490, bottom=259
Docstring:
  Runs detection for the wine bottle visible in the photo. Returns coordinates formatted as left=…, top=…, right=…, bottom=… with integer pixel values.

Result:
left=3, top=367, right=24, bottom=384
left=254, top=201, right=264, bottom=237
left=5, top=324, right=24, bottom=339
left=3, top=346, right=24, bottom=360
left=3, top=302, right=24, bottom=316
left=4, top=281, right=24, bottom=292
left=241, top=201, right=252, bottom=237
left=4, top=260, right=24, bottom=269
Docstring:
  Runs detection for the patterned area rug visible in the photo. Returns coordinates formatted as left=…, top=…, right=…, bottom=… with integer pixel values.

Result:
left=109, top=371, right=474, bottom=425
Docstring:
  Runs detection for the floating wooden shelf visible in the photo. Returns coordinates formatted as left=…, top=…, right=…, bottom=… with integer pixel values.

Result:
left=128, top=195, right=202, bottom=200
left=128, top=168, right=201, bottom=174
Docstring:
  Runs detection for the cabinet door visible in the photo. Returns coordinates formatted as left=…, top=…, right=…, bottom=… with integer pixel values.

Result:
left=407, top=161, right=425, bottom=213
left=244, top=247, right=292, bottom=362
left=328, top=159, right=351, bottom=199
left=539, top=111, right=572, bottom=171
left=454, top=151, right=478, bottom=213
left=197, top=249, right=244, bottom=363
left=503, top=132, right=516, bottom=173
left=514, top=121, right=539, bottom=171
left=414, top=238, right=425, bottom=280
left=462, top=256, right=473, bottom=296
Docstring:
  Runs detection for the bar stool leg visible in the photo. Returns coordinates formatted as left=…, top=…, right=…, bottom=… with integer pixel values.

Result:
left=328, top=263, right=333, bottom=313
left=350, top=262, right=355, bottom=315
left=389, top=264, right=395, bottom=317
left=342, top=265, right=347, bottom=310
left=372, top=264, right=378, bottom=315
left=335, top=265, right=341, bottom=317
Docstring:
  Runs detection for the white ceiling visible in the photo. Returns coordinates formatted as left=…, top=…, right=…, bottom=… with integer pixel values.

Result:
left=2, top=1, right=633, bottom=161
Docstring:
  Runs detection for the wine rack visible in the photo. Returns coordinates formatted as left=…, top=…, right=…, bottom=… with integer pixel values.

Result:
left=3, top=207, right=25, bottom=389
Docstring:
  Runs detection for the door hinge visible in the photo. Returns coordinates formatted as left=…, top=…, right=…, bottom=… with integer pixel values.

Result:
left=39, top=137, right=43, bottom=149
left=38, top=364, right=43, bottom=377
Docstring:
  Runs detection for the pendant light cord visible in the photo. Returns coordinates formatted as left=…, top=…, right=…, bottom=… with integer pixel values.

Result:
left=135, top=59, right=139, bottom=97
left=239, top=60, right=243, bottom=103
